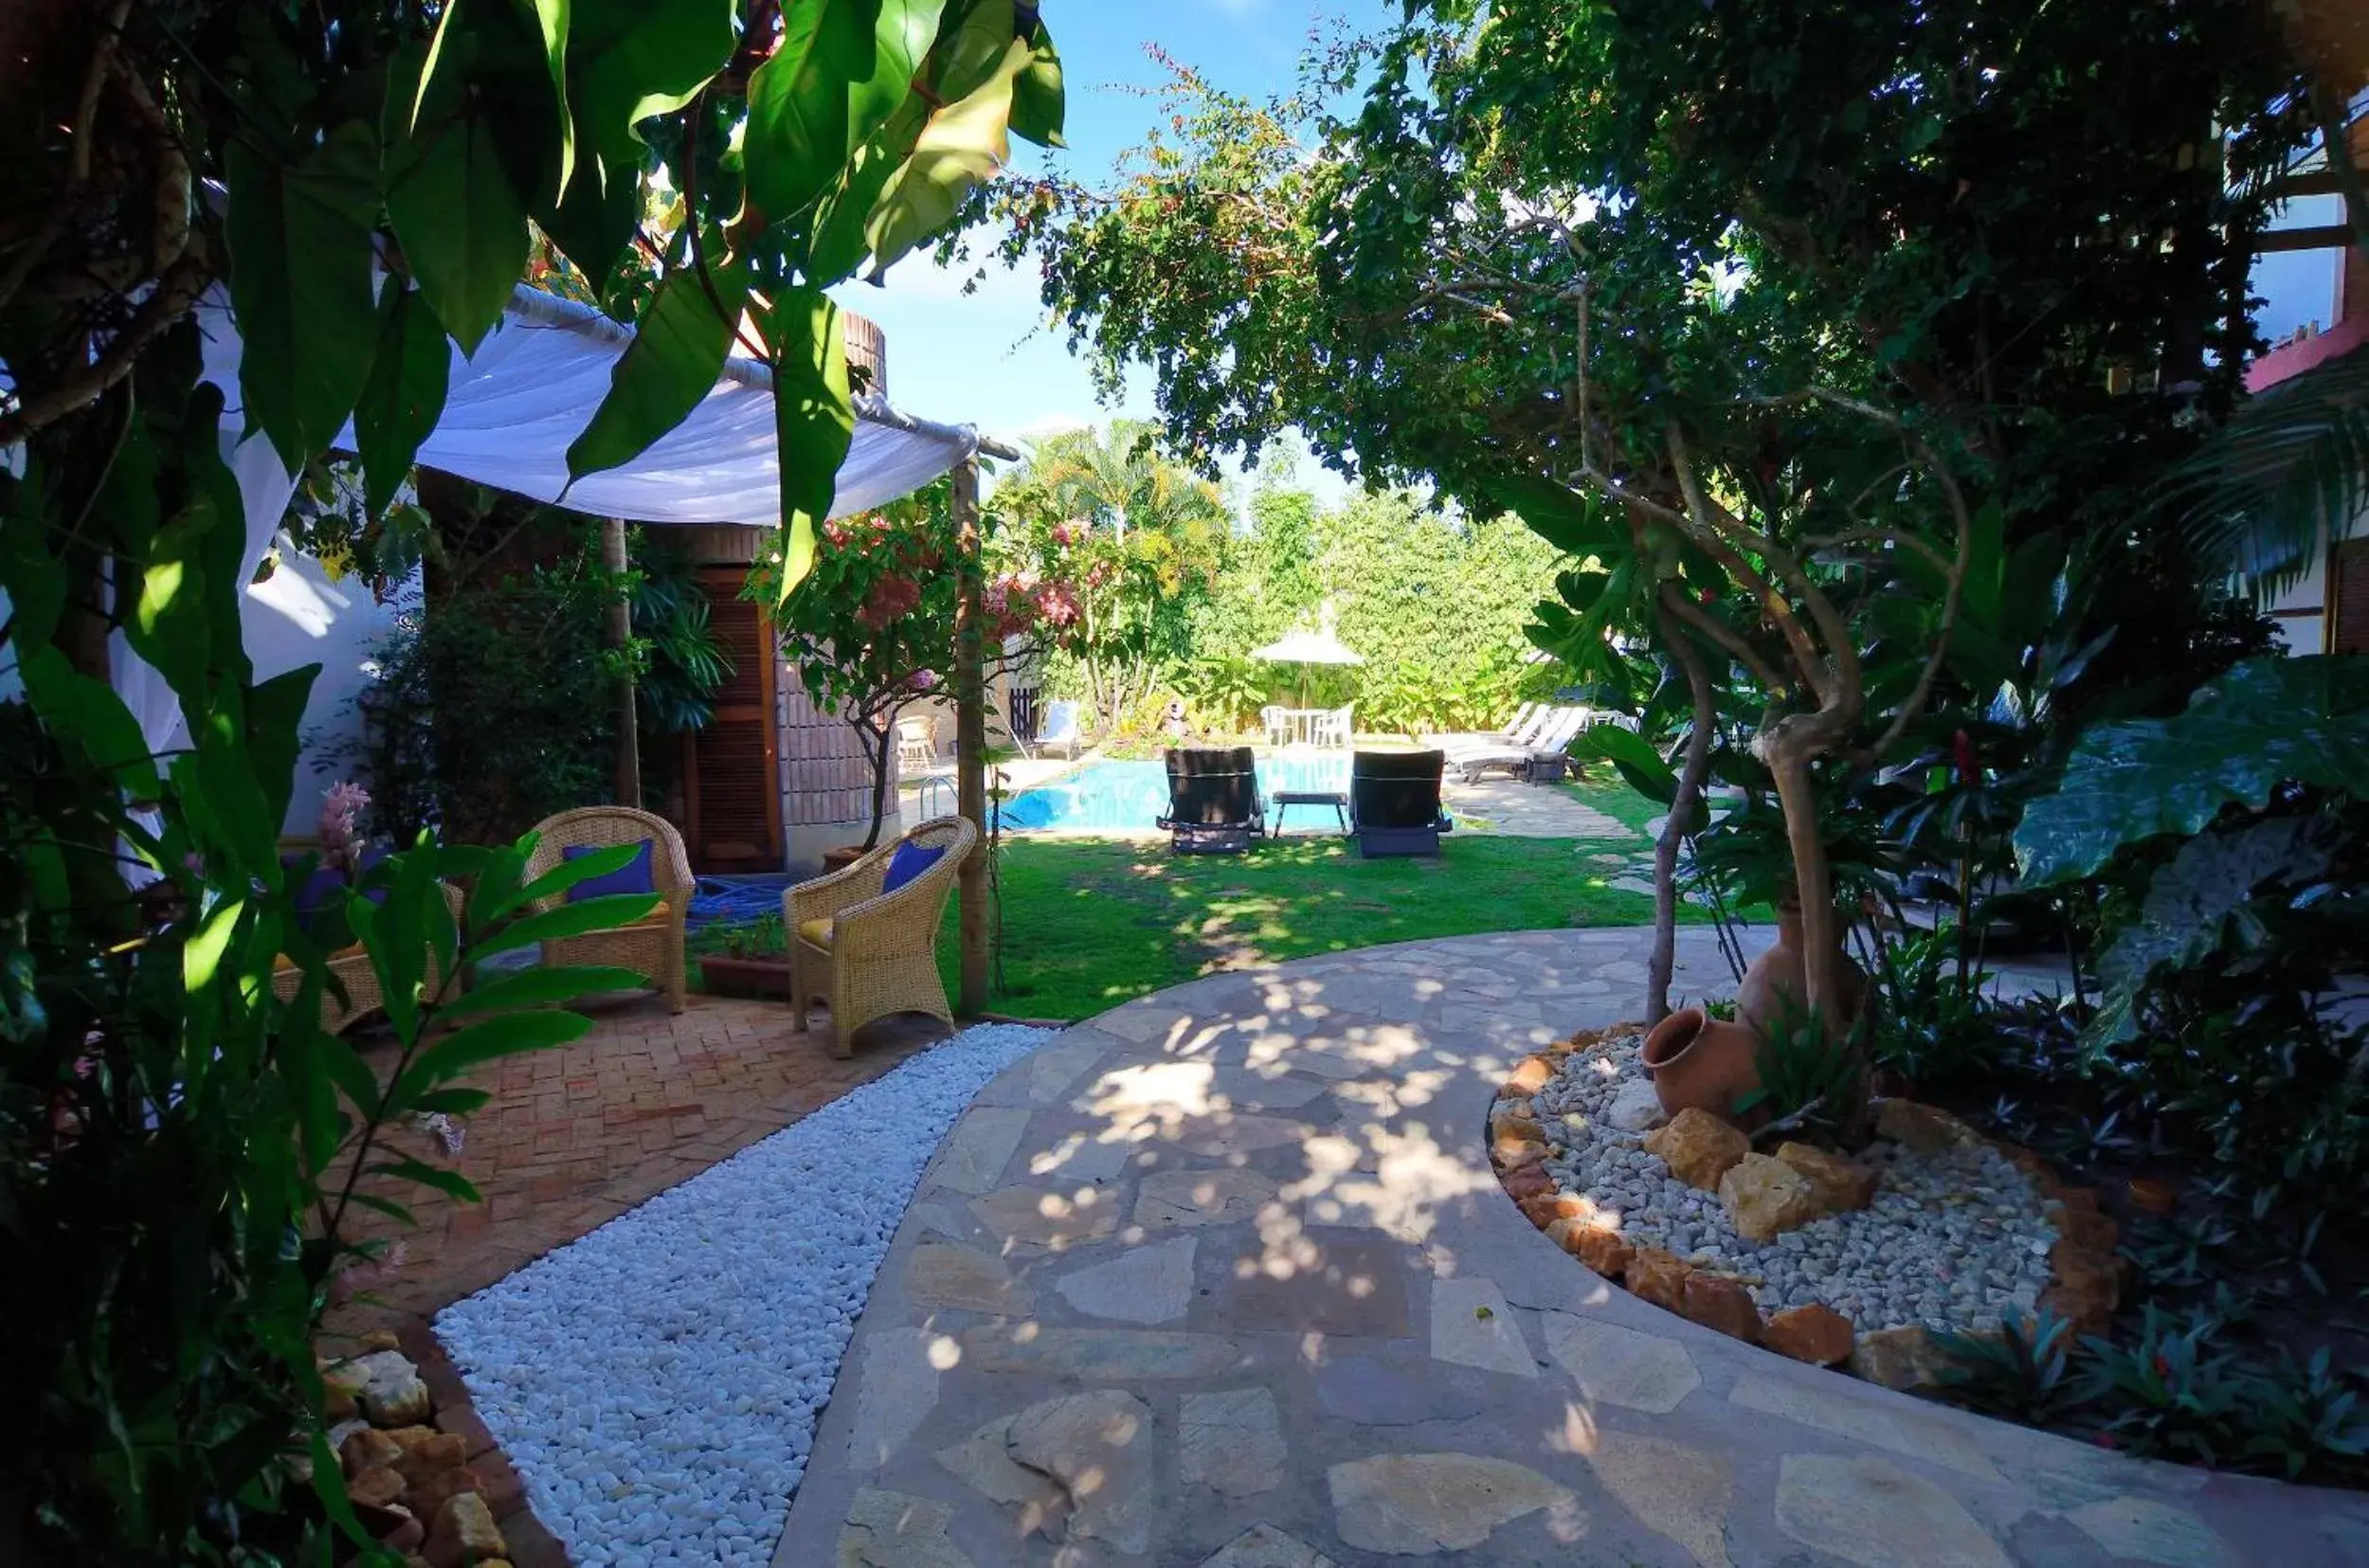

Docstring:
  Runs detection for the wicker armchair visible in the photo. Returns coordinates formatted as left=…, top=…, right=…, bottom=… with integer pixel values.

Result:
left=522, top=806, right=693, bottom=1013
left=271, top=883, right=465, bottom=1036
left=786, top=814, right=976, bottom=1058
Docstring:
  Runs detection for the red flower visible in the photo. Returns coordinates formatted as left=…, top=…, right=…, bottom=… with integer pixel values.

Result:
left=1952, top=729, right=1978, bottom=784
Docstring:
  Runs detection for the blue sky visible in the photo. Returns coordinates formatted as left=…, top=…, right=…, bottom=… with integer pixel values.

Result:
left=828, top=3, right=1344, bottom=486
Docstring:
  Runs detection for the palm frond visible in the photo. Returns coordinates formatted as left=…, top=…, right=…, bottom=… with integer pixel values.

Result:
left=2167, top=339, right=2369, bottom=597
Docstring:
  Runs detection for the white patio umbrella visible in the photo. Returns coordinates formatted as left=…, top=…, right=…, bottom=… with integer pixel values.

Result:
left=1251, top=622, right=1365, bottom=708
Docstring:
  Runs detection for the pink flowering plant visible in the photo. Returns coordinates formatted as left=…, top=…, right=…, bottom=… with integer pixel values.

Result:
left=755, top=478, right=1085, bottom=849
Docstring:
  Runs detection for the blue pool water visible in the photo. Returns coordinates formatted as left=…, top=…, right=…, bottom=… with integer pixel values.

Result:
left=996, top=755, right=1352, bottom=832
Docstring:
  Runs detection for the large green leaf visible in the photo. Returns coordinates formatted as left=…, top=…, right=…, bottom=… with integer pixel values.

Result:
left=1008, top=16, right=1065, bottom=147
left=1488, top=472, right=1619, bottom=557
left=1582, top=722, right=1677, bottom=805
left=247, top=666, right=320, bottom=838
left=2167, top=339, right=2369, bottom=597
left=756, top=285, right=853, bottom=596
left=353, top=285, right=452, bottom=513
left=545, top=0, right=738, bottom=279
left=744, top=0, right=942, bottom=225
left=386, top=24, right=533, bottom=357
left=225, top=127, right=382, bottom=471
left=435, top=964, right=651, bottom=1020
left=511, top=838, right=641, bottom=910
left=2083, top=816, right=2343, bottom=1047
left=2014, top=655, right=2369, bottom=886
left=861, top=27, right=1030, bottom=275
left=565, top=257, right=750, bottom=481
left=409, top=1009, right=594, bottom=1088
left=804, top=94, right=931, bottom=283
left=475, top=892, right=664, bottom=956
left=526, top=0, right=575, bottom=189
left=16, top=646, right=162, bottom=797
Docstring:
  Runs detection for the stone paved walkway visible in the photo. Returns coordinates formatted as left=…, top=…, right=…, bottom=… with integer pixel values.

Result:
left=781, top=929, right=2369, bottom=1567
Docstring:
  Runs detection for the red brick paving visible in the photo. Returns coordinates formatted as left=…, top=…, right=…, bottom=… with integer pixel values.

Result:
left=337, top=994, right=950, bottom=1325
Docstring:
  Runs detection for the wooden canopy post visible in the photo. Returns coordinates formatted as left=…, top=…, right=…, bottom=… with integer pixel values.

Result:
left=952, top=456, right=989, bottom=1016
left=601, top=516, right=642, bottom=805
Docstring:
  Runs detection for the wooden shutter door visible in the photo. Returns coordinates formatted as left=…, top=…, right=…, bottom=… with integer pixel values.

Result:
left=682, top=568, right=783, bottom=871
left=2331, top=540, right=2369, bottom=657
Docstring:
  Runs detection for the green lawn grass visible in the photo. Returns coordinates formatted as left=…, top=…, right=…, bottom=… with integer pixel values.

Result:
left=695, top=764, right=1691, bottom=1021
left=931, top=762, right=1691, bottom=1019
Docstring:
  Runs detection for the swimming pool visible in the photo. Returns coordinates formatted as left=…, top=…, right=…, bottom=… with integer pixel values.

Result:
left=995, top=755, right=1353, bottom=833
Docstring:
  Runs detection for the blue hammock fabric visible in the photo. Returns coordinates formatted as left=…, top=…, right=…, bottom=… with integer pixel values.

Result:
left=686, top=874, right=794, bottom=930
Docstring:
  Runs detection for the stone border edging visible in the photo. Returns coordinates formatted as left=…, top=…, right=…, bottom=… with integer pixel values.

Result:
left=1487, top=1026, right=2127, bottom=1390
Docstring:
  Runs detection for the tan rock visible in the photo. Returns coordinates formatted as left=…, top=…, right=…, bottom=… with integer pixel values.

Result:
left=425, top=1491, right=506, bottom=1568
left=359, top=1329, right=404, bottom=1354
left=1718, top=1153, right=1822, bottom=1241
left=407, top=1466, right=484, bottom=1521
left=1623, top=1246, right=1692, bottom=1313
left=1547, top=1218, right=1635, bottom=1280
left=1873, top=1098, right=1977, bottom=1153
left=342, top=1426, right=405, bottom=1478
left=1500, top=1164, right=1552, bottom=1202
left=1764, top=1304, right=1855, bottom=1366
left=1645, top=1108, right=1749, bottom=1191
left=1488, top=1098, right=1537, bottom=1134
left=326, top=1381, right=359, bottom=1422
left=1491, top=1129, right=1548, bottom=1170
left=349, top=1466, right=407, bottom=1509
left=2045, top=1239, right=2120, bottom=1334
left=391, top=1432, right=468, bottom=1484
left=1773, top=1142, right=1878, bottom=1214
left=2053, top=1207, right=2119, bottom=1254
left=1505, top=1054, right=1559, bottom=1095
left=1516, top=1192, right=1563, bottom=1230
left=1543, top=1191, right=1611, bottom=1225
left=1989, top=1139, right=2060, bottom=1195
left=1849, top=1325, right=1951, bottom=1391
left=1681, top=1272, right=1762, bottom=1343
left=2058, top=1185, right=2100, bottom=1212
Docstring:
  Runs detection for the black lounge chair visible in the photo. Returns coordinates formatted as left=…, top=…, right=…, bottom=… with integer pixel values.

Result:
left=1349, top=749, right=1455, bottom=857
left=1158, top=747, right=1266, bottom=854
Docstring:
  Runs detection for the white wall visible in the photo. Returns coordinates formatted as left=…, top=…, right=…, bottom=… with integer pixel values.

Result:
left=243, top=548, right=409, bottom=836
left=2266, top=540, right=2329, bottom=656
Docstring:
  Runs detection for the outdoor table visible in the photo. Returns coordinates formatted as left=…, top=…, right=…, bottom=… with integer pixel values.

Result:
left=1271, top=789, right=1350, bottom=836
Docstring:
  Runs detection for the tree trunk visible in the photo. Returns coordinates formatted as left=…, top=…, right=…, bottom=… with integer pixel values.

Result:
left=952, top=458, right=989, bottom=1016
left=600, top=517, right=641, bottom=806
left=855, top=713, right=893, bottom=851
left=1648, top=606, right=1719, bottom=1021
left=1763, top=745, right=1845, bottom=1033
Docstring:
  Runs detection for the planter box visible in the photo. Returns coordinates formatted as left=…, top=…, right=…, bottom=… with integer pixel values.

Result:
left=698, top=953, right=791, bottom=999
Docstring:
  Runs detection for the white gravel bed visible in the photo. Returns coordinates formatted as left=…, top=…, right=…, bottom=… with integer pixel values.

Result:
left=436, top=1023, right=1054, bottom=1568
left=1535, top=1031, right=2055, bottom=1333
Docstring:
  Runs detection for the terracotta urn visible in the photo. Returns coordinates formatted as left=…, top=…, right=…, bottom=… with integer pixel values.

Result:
left=1737, top=903, right=1866, bottom=1041
left=2127, top=1177, right=2179, bottom=1215
left=1642, top=1006, right=1764, bottom=1122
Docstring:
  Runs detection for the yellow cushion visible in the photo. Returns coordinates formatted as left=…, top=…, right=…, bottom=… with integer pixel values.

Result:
left=797, top=917, right=835, bottom=948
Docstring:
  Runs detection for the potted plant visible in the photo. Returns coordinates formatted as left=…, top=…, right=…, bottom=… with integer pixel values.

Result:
left=696, top=914, right=791, bottom=999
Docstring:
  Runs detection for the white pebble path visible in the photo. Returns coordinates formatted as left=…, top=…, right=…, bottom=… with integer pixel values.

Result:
left=435, top=1023, right=1054, bottom=1568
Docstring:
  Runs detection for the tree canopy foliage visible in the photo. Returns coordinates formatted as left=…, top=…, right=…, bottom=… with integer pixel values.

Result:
left=997, top=0, right=2314, bottom=1047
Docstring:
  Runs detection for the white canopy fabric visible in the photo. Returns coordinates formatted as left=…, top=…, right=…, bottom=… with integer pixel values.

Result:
left=1251, top=626, right=1365, bottom=666
left=195, top=283, right=979, bottom=529
left=69, top=282, right=988, bottom=830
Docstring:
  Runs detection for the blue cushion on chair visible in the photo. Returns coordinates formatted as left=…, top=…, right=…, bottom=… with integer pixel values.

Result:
left=881, top=839, right=947, bottom=894
left=563, top=838, right=656, bottom=901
